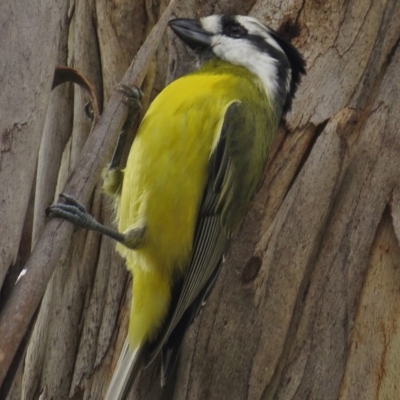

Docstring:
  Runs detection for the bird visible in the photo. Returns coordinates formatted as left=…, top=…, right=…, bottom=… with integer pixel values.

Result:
left=48, top=13, right=305, bottom=399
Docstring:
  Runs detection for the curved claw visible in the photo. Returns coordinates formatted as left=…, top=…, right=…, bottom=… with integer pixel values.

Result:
left=116, top=83, right=143, bottom=100
left=116, top=83, right=143, bottom=109
left=46, top=194, right=94, bottom=230
left=58, top=193, right=87, bottom=212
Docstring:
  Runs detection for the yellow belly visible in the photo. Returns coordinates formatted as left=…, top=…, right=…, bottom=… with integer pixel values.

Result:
left=116, top=72, right=240, bottom=347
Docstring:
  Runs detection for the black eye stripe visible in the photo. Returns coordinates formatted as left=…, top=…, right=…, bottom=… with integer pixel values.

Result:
left=223, top=23, right=246, bottom=37
left=221, top=16, right=247, bottom=38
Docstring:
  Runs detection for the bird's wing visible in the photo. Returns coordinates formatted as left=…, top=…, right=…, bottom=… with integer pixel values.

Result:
left=146, top=100, right=268, bottom=376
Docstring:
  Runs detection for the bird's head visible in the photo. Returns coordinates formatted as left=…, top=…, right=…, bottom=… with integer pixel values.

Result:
left=169, top=15, right=306, bottom=114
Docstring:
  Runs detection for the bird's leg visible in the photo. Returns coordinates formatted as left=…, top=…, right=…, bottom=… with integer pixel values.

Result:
left=47, top=84, right=145, bottom=249
left=47, top=194, right=146, bottom=249
left=110, top=84, right=143, bottom=170
left=102, top=84, right=143, bottom=196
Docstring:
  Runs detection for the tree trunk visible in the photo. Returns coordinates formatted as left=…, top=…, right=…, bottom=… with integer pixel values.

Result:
left=1, top=0, right=400, bottom=399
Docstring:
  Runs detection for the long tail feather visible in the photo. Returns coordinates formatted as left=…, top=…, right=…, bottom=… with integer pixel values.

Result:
left=105, top=340, right=146, bottom=400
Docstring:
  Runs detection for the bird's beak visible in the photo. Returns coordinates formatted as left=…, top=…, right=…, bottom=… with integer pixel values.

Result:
left=169, top=18, right=212, bottom=50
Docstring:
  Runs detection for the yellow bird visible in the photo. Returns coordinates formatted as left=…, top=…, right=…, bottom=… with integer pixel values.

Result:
left=48, top=13, right=305, bottom=398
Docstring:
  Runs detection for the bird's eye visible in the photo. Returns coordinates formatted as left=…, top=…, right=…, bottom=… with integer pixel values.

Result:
left=223, top=22, right=246, bottom=38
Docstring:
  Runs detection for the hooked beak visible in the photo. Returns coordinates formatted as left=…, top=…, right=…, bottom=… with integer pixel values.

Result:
left=168, top=18, right=212, bottom=50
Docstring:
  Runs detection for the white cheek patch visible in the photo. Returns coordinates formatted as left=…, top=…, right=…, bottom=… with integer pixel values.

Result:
left=211, top=35, right=279, bottom=97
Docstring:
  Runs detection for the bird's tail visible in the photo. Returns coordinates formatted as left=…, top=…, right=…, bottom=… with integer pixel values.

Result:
left=105, top=339, right=146, bottom=400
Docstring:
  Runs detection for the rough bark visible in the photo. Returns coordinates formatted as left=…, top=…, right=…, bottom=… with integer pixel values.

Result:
left=1, top=0, right=400, bottom=399
left=0, top=0, right=68, bottom=290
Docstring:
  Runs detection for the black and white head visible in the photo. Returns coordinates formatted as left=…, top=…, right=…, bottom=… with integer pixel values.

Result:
left=169, top=14, right=306, bottom=114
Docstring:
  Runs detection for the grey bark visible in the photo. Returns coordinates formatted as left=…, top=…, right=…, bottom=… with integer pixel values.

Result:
left=1, top=0, right=400, bottom=400
left=0, top=0, right=68, bottom=287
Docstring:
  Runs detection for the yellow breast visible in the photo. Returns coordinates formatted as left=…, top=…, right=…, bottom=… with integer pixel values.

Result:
left=117, top=73, right=240, bottom=275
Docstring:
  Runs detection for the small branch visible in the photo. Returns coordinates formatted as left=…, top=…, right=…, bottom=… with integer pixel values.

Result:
left=0, top=0, right=176, bottom=387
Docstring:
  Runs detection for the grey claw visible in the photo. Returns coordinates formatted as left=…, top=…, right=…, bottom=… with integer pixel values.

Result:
left=116, top=83, right=143, bottom=109
left=58, top=193, right=87, bottom=213
left=116, top=83, right=143, bottom=100
left=47, top=194, right=93, bottom=230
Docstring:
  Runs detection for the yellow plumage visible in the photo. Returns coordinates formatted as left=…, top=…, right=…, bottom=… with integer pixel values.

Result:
left=116, top=62, right=267, bottom=349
